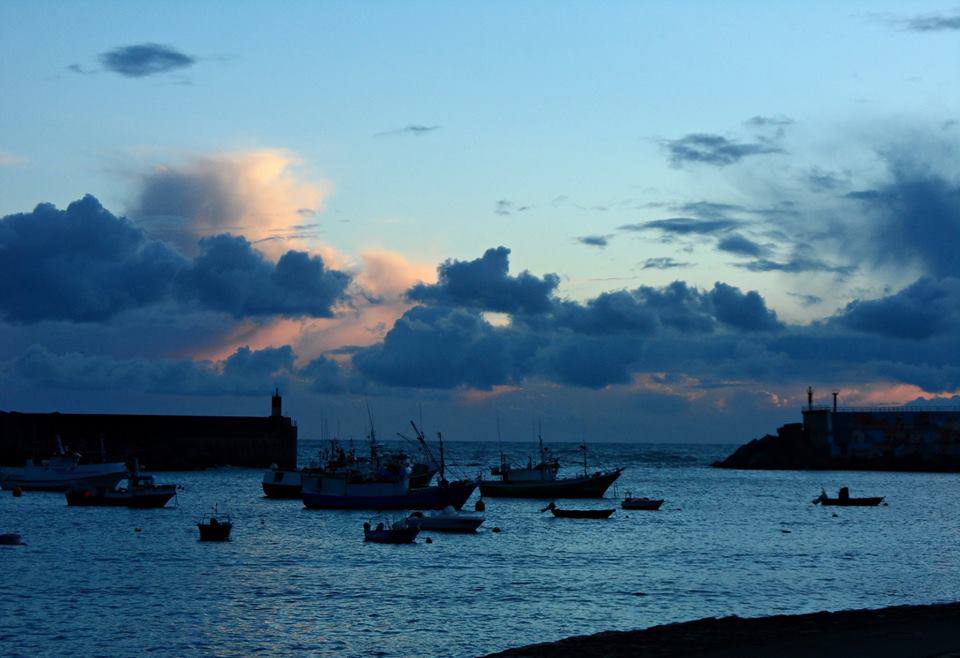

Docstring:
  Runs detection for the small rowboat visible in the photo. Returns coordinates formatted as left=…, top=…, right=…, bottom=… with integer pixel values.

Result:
left=407, top=507, right=485, bottom=533
left=622, top=496, right=664, bottom=511
left=813, top=487, right=884, bottom=507
left=0, top=533, right=24, bottom=546
left=541, top=502, right=614, bottom=519
left=363, top=520, right=420, bottom=544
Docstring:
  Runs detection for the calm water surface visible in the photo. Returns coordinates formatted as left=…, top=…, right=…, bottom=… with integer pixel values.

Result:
left=2, top=440, right=959, bottom=657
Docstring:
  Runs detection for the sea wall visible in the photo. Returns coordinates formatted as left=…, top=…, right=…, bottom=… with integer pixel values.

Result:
left=0, top=410, right=297, bottom=470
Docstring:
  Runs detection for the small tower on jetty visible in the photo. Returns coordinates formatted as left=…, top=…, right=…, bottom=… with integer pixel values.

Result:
left=271, top=388, right=283, bottom=418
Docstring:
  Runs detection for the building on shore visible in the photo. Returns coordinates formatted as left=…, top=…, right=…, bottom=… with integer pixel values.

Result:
left=715, top=388, right=960, bottom=471
left=0, top=390, right=297, bottom=470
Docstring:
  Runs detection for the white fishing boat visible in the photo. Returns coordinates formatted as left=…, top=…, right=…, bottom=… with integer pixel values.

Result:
left=0, top=439, right=128, bottom=492
left=406, top=506, right=485, bottom=533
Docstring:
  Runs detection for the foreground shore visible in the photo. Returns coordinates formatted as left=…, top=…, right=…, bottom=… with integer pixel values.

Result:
left=484, top=602, right=960, bottom=657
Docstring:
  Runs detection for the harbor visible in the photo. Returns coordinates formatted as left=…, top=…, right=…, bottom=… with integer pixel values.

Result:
left=3, top=438, right=959, bottom=657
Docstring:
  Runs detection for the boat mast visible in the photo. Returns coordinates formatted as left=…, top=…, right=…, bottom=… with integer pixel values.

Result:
left=538, top=420, right=545, bottom=465
left=437, top=431, right=446, bottom=485
left=496, top=414, right=505, bottom=470
left=580, top=442, right=588, bottom=477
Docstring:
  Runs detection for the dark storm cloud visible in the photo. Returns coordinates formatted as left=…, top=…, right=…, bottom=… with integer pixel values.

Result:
left=374, top=124, right=441, bottom=137
left=641, top=257, right=690, bottom=270
left=576, top=235, right=610, bottom=248
left=353, top=306, right=539, bottom=389
left=98, top=43, right=196, bottom=77
left=0, top=195, right=185, bottom=323
left=538, top=335, right=641, bottom=389
left=708, top=282, right=782, bottom=332
left=662, top=133, right=783, bottom=167
left=407, top=246, right=560, bottom=315
left=552, top=292, right=660, bottom=336
left=842, top=165, right=960, bottom=279
left=717, top=234, right=767, bottom=257
left=618, top=217, right=741, bottom=235
left=176, top=234, right=350, bottom=318
left=10, top=344, right=293, bottom=396
left=832, top=277, right=960, bottom=340
left=0, top=196, right=351, bottom=323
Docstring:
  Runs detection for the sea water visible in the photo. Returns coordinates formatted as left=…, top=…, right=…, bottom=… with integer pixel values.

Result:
left=2, top=441, right=959, bottom=657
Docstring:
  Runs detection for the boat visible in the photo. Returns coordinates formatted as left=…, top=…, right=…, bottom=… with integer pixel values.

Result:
left=407, top=506, right=485, bottom=533
left=197, top=509, right=233, bottom=541
left=541, top=501, right=615, bottom=519
left=622, top=494, right=664, bottom=511
left=262, top=466, right=302, bottom=499
left=479, top=430, right=623, bottom=499
left=0, top=438, right=128, bottom=492
left=301, top=421, right=477, bottom=510
left=65, top=460, right=177, bottom=508
left=363, top=520, right=420, bottom=544
left=0, top=533, right=24, bottom=546
left=813, top=487, right=884, bottom=507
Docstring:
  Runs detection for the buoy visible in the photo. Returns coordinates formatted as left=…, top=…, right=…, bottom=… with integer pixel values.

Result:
left=474, top=498, right=486, bottom=512
left=12, top=486, right=22, bottom=497
left=491, top=527, right=501, bottom=533
left=425, top=537, right=433, bottom=544
left=134, top=527, right=142, bottom=533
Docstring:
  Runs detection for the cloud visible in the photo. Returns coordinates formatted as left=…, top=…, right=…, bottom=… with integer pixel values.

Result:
left=641, top=257, right=691, bottom=270
left=662, top=133, right=783, bottom=167
left=9, top=344, right=292, bottom=396
left=787, top=292, right=823, bottom=307
left=494, top=200, right=531, bottom=216
left=374, top=124, right=441, bottom=137
left=576, top=235, right=611, bottom=248
left=832, top=277, right=960, bottom=340
left=98, top=43, right=196, bottom=78
left=0, top=195, right=185, bottom=323
left=717, top=234, right=767, bottom=257
left=0, top=195, right=351, bottom=324
left=619, top=217, right=740, bottom=235
left=744, top=115, right=795, bottom=128
left=130, top=150, right=329, bottom=254
left=175, top=234, right=350, bottom=319
left=353, top=306, right=537, bottom=389
left=708, top=282, right=783, bottom=332
left=407, top=247, right=560, bottom=315
left=735, top=256, right=855, bottom=276
left=886, top=10, right=960, bottom=32
left=552, top=292, right=660, bottom=337
left=0, top=151, right=25, bottom=167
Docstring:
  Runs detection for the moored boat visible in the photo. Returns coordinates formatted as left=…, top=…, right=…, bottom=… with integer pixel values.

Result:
left=66, top=461, right=177, bottom=508
left=262, top=466, right=302, bottom=499
left=479, top=432, right=622, bottom=499
left=363, top=520, right=420, bottom=544
left=541, top=501, right=615, bottom=519
left=407, top=506, right=485, bottom=533
left=813, top=487, right=884, bottom=507
left=198, top=510, right=233, bottom=541
left=0, top=533, right=24, bottom=546
left=622, top=495, right=664, bottom=511
left=0, top=438, right=127, bottom=492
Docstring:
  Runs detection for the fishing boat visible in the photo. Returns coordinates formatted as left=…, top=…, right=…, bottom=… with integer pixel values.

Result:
left=813, top=487, right=884, bottom=507
left=479, top=430, right=622, bottom=499
left=197, top=509, right=233, bottom=541
left=0, top=438, right=128, bottom=492
left=65, top=461, right=177, bottom=508
left=300, top=422, right=477, bottom=510
left=0, top=533, right=24, bottom=546
left=407, top=506, right=485, bottom=533
left=262, top=466, right=302, bottom=499
left=622, top=494, right=664, bottom=511
left=541, top=502, right=615, bottom=519
left=363, top=520, right=420, bottom=544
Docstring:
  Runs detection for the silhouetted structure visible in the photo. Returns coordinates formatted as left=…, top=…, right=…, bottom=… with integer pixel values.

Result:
left=0, top=393, right=297, bottom=470
left=716, top=388, right=960, bottom=472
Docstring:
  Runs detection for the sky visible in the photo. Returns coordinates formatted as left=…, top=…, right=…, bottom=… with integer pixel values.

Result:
left=0, top=1, right=958, bottom=444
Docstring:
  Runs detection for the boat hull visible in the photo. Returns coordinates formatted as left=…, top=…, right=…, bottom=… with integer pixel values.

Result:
left=818, top=497, right=884, bottom=507
left=550, top=508, right=615, bottom=519
left=622, top=498, right=664, bottom=511
left=407, top=515, right=485, bottom=533
left=364, top=527, right=420, bottom=544
left=479, top=469, right=622, bottom=499
left=1, top=469, right=128, bottom=492
left=66, top=487, right=176, bottom=508
left=302, top=481, right=477, bottom=511
left=262, top=481, right=302, bottom=499
left=198, top=522, right=232, bottom=541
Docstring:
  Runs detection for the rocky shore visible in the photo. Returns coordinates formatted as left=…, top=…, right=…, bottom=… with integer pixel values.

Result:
left=483, top=602, right=960, bottom=657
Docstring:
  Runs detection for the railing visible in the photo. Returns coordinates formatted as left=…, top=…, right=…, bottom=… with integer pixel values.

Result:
left=804, top=405, right=960, bottom=413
